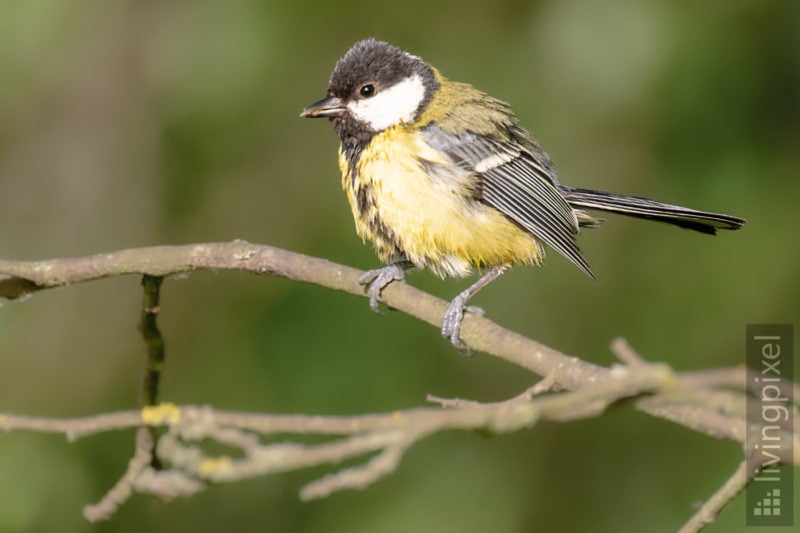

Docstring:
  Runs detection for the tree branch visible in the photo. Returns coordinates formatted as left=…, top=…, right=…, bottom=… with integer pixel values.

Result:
left=0, top=241, right=602, bottom=387
left=1, top=241, right=797, bottom=526
left=1, top=362, right=670, bottom=519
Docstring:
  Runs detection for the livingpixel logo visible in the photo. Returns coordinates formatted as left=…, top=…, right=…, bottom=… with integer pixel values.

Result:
left=746, top=324, right=794, bottom=527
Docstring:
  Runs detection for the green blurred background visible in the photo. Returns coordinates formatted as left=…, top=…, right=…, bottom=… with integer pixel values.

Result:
left=1, top=0, right=798, bottom=531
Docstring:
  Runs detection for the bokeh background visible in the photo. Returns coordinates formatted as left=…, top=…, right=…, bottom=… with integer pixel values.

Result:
left=1, top=0, right=798, bottom=531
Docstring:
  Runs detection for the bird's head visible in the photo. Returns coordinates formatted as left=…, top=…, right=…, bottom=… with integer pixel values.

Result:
left=301, top=39, right=439, bottom=137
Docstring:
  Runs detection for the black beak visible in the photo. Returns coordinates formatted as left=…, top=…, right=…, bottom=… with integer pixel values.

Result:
left=300, top=96, right=346, bottom=118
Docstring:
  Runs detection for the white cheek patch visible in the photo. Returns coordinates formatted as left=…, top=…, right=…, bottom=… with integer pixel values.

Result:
left=348, top=75, right=426, bottom=131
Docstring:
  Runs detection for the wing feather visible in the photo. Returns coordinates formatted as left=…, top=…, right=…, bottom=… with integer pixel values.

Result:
left=422, top=124, right=594, bottom=278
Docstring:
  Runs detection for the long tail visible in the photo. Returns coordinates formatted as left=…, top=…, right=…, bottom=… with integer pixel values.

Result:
left=560, top=186, right=746, bottom=235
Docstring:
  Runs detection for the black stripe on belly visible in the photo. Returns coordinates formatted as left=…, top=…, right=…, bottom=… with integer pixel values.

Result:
left=352, top=182, right=403, bottom=258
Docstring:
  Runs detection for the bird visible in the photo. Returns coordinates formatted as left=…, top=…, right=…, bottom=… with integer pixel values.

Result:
left=300, top=38, right=745, bottom=352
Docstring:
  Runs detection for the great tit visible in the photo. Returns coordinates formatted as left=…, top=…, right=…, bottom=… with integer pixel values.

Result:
left=301, top=38, right=745, bottom=352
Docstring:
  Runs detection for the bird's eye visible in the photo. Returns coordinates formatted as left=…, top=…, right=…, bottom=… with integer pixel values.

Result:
left=359, top=84, right=376, bottom=98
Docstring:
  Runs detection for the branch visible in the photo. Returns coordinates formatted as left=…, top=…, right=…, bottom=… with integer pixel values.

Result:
left=1, top=362, right=670, bottom=519
left=1, top=241, right=797, bottom=525
left=2, top=242, right=796, bottom=457
left=0, top=241, right=602, bottom=387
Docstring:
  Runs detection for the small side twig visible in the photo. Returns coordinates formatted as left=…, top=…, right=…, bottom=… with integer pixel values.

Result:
left=137, top=274, right=166, bottom=472
left=83, top=428, right=156, bottom=522
left=139, top=274, right=165, bottom=407
left=611, top=337, right=646, bottom=366
left=678, top=459, right=752, bottom=533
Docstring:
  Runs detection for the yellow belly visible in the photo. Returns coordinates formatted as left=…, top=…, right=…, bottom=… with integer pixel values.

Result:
left=340, top=126, right=544, bottom=278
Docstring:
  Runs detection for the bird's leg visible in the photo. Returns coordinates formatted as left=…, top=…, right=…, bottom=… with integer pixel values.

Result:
left=358, top=261, right=413, bottom=313
left=442, top=265, right=510, bottom=354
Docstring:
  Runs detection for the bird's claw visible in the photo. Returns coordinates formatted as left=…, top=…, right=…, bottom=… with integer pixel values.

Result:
left=358, top=263, right=406, bottom=314
left=441, top=295, right=478, bottom=356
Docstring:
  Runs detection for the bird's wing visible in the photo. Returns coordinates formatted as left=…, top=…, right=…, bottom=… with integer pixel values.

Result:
left=422, top=124, right=594, bottom=279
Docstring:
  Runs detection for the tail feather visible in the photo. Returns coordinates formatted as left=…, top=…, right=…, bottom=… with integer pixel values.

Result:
left=560, top=187, right=746, bottom=235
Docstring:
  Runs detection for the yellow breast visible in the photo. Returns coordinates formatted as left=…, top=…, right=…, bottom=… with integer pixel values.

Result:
left=340, top=126, right=544, bottom=278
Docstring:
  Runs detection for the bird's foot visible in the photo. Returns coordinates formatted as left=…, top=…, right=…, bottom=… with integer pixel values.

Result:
left=358, top=263, right=407, bottom=313
left=441, top=297, right=483, bottom=355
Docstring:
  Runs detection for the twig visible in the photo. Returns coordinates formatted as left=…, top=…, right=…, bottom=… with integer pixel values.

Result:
left=137, top=274, right=166, bottom=472
left=610, top=337, right=646, bottom=366
left=678, top=460, right=751, bottom=533
left=83, top=428, right=156, bottom=522
left=139, top=275, right=165, bottom=407
left=681, top=365, right=800, bottom=406
left=427, top=372, right=560, bottom=408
